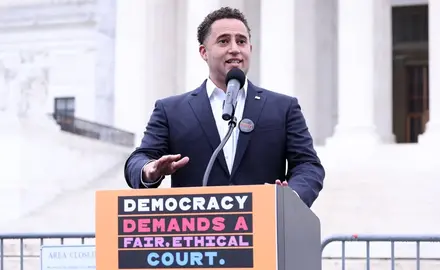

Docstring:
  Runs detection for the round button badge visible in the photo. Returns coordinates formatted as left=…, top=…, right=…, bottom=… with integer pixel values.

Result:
left=239, top=118, right=255, bottom=133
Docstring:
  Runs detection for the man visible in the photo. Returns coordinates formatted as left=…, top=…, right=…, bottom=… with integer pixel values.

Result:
left=124, top=7, right=325, bottom=208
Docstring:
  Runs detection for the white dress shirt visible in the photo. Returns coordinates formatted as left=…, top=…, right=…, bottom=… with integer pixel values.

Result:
left=206, top=77, right=247, bottom=173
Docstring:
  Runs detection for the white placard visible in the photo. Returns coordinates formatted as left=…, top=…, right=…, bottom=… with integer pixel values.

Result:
left=40, top=245, right=96, bottom=270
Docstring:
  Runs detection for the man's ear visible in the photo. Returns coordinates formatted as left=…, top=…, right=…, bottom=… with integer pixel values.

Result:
left=199, top=45, right=208, bottom=61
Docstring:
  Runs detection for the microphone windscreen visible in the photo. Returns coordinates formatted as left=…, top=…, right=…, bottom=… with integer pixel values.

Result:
left=225, top=68, right=246, bottom=89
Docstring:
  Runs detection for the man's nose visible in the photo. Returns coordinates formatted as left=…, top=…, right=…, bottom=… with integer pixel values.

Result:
left=229, top=42, right=240, bottom=54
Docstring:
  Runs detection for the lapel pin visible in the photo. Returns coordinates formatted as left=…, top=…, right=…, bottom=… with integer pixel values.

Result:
left=255, top=96, right=260, bottom=100
left=239, top=119, right=255, bottom=133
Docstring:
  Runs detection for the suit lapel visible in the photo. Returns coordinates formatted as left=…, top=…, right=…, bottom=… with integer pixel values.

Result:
left=188, top=81, right=230, bottom=176
left=231, top=82, right=266, bottom=178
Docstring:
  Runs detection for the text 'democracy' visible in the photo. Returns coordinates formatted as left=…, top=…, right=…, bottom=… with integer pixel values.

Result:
left=117, top=193, right=254, bottom=269
left=118, top=193, right=253, bottom=214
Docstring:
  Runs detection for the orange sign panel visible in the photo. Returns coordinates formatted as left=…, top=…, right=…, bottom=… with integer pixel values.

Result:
left=95, top=185, right=277, bottom=269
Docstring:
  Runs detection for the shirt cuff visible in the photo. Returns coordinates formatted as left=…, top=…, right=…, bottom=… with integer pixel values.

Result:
left=292, top=189, right=300, bottom=199
left=140, top=161, right=163, bottom=188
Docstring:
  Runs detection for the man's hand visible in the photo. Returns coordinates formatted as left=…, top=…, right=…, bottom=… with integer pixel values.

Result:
left=266, top=179, right=299, bottom=198
left=275, top=179, right=288, bottom=186
left=265, top=179, right=288, bottom=186
left=142, top=154, right=189, bottom=182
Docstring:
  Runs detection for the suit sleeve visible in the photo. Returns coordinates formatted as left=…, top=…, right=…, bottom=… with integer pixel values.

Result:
left=285, top=97, right=325, bottom=207
left=124, top=99, right=170, bottom=189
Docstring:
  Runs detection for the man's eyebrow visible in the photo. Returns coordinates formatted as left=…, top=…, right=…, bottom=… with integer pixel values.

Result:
left=235, top=33, right=248, bottom=40
left=216, top=33, right=230, bottom=40
left=216, top=33, right=248, bottom=40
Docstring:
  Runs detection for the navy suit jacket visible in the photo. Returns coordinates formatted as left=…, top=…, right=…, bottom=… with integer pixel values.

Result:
left=124, top=80, right=325, bottom=207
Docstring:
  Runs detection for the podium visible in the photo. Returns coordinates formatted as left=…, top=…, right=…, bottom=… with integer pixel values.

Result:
left=95, top=184, right=321, bottom=270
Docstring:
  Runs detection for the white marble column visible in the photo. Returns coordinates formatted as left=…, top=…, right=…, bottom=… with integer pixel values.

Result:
left=242, top=0, right=261, bottom=84
left=94, top=0, right=116, bottom=126
left=184, top=0, right=221, bottom=91
left=326, top=0, right=392, bottom=149
left=259, top=0, right=295, bottom=97
left=260, top=0, right=318, bottom=137
left=113, top=0, right=176, bottom=144
left=374, top=0, right=394, bottom=143
left=113, top=0, right=150, bottom=141
left=315, top=0, right=338, bottom=145
left=419, top=0, right=440, bottom=145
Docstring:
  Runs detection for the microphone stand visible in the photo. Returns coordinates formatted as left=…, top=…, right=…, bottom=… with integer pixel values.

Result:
left=202, top=117, right=237, bottom=186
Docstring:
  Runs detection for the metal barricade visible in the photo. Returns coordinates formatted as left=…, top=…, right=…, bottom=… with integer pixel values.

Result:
left=2, top=232, right=440, bottom=270
left=321, top=234, right=440, bottom=270
left=0, top=233, right=95, bottom=270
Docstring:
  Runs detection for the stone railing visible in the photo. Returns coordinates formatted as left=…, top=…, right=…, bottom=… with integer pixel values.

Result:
left=52, top=113, right=135, bottom=147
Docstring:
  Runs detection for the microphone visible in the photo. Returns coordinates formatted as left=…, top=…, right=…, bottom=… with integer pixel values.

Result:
left=222, top=68, right=246, bottom=121
left=202, top=68, right=246, bottom=187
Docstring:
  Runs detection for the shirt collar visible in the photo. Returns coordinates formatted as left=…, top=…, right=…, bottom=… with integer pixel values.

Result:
left=206, top=77, right=248, bottom=99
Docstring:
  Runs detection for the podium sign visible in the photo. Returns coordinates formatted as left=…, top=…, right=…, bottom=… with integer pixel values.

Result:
left=95, top=185, right=321, bottom=270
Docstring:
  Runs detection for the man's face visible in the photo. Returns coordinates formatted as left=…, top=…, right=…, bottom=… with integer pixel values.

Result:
left=200, top=18, right=252, bottom=87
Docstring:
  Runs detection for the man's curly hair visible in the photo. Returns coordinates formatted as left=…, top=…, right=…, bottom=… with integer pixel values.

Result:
left=197, top=7, right=251, bottom=45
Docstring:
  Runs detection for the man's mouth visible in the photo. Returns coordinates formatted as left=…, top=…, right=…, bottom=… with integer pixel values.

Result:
left=226, top=59, right=243, bottom=64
